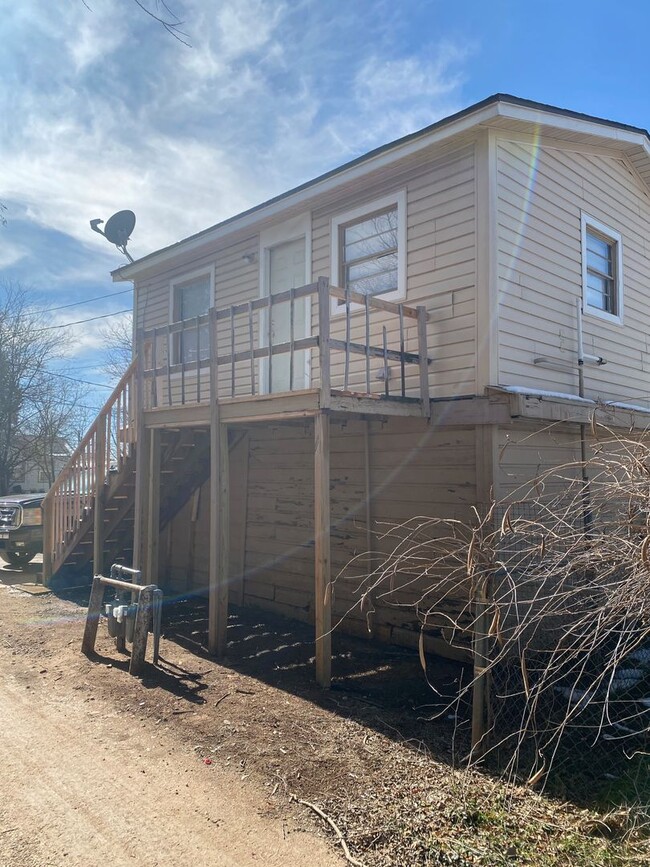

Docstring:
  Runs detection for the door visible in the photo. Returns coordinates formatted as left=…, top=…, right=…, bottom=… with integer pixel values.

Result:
left=262, top=237, right=309, bottom=393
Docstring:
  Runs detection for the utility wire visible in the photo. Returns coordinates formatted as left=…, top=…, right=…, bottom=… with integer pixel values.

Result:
left=38, top=308, right=131, bottom=331
left=39, top=289, right=132, bottom=314
left=47, top=370, right=114, bottom=390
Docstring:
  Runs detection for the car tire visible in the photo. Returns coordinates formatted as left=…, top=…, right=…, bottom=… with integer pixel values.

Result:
left=2, top=551, right=35, bottom=569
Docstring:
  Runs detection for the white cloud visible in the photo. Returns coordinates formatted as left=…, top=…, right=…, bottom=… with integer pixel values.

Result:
left=0, top=240, right=28, bottom=269
left=1, top=0, right=471, bottom=280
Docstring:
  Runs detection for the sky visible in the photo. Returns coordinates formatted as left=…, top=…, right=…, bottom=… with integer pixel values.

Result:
left=1, top=0, right=650, bottom=412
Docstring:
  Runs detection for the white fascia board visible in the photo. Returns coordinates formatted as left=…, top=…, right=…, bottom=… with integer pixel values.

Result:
left=494, top=101, right=650, bottom=150
left=113, top=98, right=650, bottom=284
left=112, top=103, right=501, bottom=282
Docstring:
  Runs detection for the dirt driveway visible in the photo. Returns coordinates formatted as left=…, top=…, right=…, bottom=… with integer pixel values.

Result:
left=0, top=572, right=342, bottom=867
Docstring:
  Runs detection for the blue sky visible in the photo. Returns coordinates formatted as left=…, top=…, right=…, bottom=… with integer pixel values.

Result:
left=1, top=0, right=650, bottom=409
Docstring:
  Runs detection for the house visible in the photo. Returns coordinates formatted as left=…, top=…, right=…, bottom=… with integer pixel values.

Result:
left=7, top=436, right=71, bottom=495
left=42, top=94, right=650, bottom=726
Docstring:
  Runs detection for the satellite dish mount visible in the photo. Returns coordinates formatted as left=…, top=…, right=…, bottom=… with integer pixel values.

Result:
left=90, top=210, right=136, bottom=263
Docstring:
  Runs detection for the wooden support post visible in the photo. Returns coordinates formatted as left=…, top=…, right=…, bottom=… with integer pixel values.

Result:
left=208, top=422, right=230, bottom=656
left=93, top=415, right=107, bottom=578
left=132, top=334, right=149, bottom=573
left=208, top=308, right=230, bottom=657
left=314, top=410, right=331, bottom=688
left=81, top=574, right=105, bottom=655
left=317, top=277, right=331, bottom=409
left=129, top=585, right=155, bottom=675
left=471, top=575, right=491, bottom=757
left=42, top=497, right=54, bottom=586
left=144, top=428, right=161, bottom=585
left=417, top=305, right=431, bottom=418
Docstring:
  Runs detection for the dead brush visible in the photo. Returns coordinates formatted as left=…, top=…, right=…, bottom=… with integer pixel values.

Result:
left=339, top=424, right=650, bottom=823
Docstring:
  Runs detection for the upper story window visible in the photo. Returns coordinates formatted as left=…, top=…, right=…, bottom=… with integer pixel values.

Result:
left=331, top=191, right=406, bottom=311
left=581, top=214, right=623, bottom=324
left=171, top=270, right=213, bottom=363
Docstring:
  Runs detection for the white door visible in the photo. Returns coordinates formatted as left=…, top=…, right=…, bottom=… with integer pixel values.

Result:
left=262, top=238, right=309, bottom=393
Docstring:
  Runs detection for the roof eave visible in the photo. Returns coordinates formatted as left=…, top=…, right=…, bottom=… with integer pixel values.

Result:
left=113, top=94, right=650, bottom=282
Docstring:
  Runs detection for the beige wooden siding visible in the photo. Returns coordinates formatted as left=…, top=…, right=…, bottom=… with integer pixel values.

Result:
left=496, top=137, right=650, bottom=406
left=165, top=418, right=477, bottom=656
left=311, top=142, right=477, bottom=398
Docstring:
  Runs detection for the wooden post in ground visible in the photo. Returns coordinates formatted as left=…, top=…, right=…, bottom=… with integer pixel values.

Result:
left=93, top=414, right=107, bottom=578
left=208, top=308, right=230, bottom=657
left=317, top=277, right=331, bottom=409
left=81, top=574, right=105, bottom=655
left=144, top=428, right=161, bottom=585
left=471, top=576, right=491, bottom=757
left=132, top=335, right=149, bottom=575
left=314, top=410, right=332, bottom=688
left=42, top=496, right=54, bottom=586
left=129, top=585, right=155, bottom=675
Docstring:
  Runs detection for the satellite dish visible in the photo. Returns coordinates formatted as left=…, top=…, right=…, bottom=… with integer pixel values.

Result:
left=90, top=209, right=136, bottom=263
left=104, top=210, right=136, bottom=246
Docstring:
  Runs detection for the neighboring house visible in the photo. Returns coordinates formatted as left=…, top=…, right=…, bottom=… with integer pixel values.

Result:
left=7, top=437, right=71, bottom=495
left=43, top=94, right=650, bottom=705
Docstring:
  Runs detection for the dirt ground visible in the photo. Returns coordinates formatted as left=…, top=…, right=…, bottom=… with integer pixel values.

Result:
left=1, top=560, right=647, bottom=867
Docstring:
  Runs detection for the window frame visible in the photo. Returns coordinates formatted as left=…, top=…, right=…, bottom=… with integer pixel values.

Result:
left=169, top=266, right=214, bottom=365
left=330, top=190, right=406, bottom=315
left=580, top=213, right=623, bottom=325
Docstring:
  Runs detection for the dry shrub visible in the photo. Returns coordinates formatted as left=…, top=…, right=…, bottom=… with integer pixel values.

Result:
left=342, top=424, right=650, bottom=810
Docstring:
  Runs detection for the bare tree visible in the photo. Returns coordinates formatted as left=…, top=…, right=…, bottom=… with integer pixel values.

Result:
left=0, top=283, right=89, bottom=494
left=98, top=313, right=133, bottom=383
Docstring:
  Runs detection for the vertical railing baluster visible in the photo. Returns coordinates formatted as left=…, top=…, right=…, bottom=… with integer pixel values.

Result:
left=289, top=286, right=295, bottom=392
left=399, top=304, right=406, bottom=398
left=196, top=314, right=201, bottom=403
left=230, top=305, right=236, bottom=398
left=248, top=301, right=255, bottom=395
left=364, top=295, right=370, bottom=394
left=344, top=285, right=351, bottom=391
left=382, top=326, right=389, bottom=397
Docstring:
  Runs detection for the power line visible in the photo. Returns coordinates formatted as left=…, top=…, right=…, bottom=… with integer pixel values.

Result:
left=39, top=308, right=132, bottom=331
left=39, top=289, right=132, bottom=314
left=47, top=370, right=114, bottom=390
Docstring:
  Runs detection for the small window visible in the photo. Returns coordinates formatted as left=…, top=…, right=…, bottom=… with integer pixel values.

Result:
left=331, top=191, right=406, bottom=311
left=171, top=271, right=212, bottom=363
left=581, top=214, right=623, bottom=323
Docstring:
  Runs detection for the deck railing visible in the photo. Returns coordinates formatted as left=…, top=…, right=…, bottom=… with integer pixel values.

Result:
left=138, top=278, right=430, bottom=411
left=42, top=359, right=138, bottom=582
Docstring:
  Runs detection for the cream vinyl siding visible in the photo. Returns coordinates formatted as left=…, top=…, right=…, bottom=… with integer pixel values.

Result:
left=311, top=141, right=478, bottom=398
left=135, top=138, right=477, bottom=402
left=496, top=137, right=650, bottom=406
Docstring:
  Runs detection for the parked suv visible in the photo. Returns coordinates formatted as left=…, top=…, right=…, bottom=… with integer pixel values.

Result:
left=0, top=493, right=43, bottom=568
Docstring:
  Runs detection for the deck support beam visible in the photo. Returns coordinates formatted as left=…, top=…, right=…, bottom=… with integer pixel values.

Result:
left=93, top=417, right=107, bottom=577
left=314, top=410, right=332, bottom=688
left=208, top=308, right=229, bottom=657
left=143, top=428, right=161, bottom=585
left=208, top=421, right=229, bottom=656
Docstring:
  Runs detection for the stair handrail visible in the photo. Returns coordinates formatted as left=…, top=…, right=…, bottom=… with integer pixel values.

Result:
left=42, top=358, right=138, bottom=582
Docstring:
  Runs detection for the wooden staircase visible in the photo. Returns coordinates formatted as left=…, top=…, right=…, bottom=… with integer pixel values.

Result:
left=42, top=361, right=211, bottom=585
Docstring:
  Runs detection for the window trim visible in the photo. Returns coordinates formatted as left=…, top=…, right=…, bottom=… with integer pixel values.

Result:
left=330, top=190, right=406, bottom=315
left=580, top=213, right=623, bottom=325
left=168, top=266, right=215, bottom=364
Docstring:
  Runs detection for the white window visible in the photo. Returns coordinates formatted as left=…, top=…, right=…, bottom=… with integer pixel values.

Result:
left=331, top=191, right=406, bottom=311
left=581, top=214, right=623, bottom=323
left=170, top=269, right=213, bottom=363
